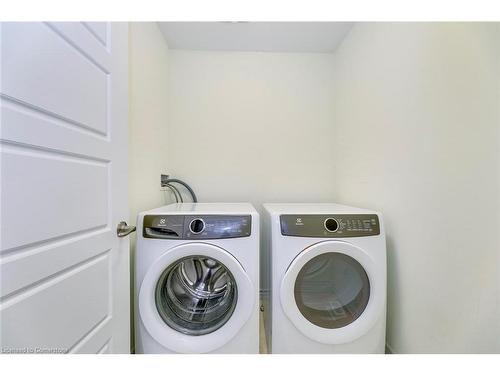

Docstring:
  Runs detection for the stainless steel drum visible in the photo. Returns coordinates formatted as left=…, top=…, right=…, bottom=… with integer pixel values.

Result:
left=155, top=255, right=238, bottom=336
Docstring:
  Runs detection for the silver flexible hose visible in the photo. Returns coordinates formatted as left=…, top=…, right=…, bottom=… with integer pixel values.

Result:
left=167, top=183, right=183, bottom=203
left=164, top=185, right=179, bottom=203
left=163, top=178, right=197, bottom=203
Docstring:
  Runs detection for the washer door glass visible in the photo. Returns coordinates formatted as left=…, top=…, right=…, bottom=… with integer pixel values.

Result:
left=155, top=255, right=238, bottom=336
left=294, top=252, right=370, bottom=329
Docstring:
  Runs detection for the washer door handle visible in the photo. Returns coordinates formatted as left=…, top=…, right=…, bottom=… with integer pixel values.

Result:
left=117, top=221, right=136, bottom=237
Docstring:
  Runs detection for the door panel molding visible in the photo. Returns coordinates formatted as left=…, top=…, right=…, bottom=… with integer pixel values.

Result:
left=1, top=23, right=109, bottom=135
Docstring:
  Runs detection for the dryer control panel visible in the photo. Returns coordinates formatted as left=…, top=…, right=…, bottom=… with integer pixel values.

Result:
left=280, top=214, right=380, bottom=238
left=143, top=215, right=252, bottom=240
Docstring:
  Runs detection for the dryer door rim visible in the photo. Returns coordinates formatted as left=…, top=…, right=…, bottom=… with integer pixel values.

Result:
left=139, top=242, right=255, bottom=353
left=280, top=240, right=385, bottom=345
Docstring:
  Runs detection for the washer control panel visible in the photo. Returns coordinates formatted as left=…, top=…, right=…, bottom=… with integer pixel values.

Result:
left=143, top=215, right=251, bottom=240
left=280, top=214, right=380, bottom=238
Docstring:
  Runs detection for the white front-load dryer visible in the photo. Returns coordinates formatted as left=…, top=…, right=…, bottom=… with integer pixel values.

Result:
left=135, top=203, right=259, bottom=353
left=263, top=203, right=386, bottom=354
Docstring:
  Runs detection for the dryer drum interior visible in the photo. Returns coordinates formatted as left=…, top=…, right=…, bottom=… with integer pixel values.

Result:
left=155, top=255, right=238, bottom=336
left=294, top=252, right=370, bottom=329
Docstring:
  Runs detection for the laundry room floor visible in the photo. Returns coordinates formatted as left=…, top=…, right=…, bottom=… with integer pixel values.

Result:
left=259, top=305, right=268, bottom=354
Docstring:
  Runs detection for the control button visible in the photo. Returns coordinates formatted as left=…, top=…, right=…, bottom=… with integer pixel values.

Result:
left=189, top=218, right=206, bottom=234
left=324, top=218, right=339, bottom=232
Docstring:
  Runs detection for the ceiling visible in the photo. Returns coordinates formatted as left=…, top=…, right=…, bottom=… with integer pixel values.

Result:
left=157, top=22, right=354, bottom=53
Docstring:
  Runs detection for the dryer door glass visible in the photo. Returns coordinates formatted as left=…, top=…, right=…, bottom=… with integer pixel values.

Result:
left=155, top=255, right=238, bottom=336
left=294, top=252, right=370, bottom=329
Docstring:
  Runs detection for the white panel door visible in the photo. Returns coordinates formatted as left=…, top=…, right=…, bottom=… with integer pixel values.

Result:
left=0, top=22, right=130, bottom=354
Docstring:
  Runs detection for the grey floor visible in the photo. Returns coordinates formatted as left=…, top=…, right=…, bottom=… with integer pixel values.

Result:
left=259, top=308, right=268, bottom=354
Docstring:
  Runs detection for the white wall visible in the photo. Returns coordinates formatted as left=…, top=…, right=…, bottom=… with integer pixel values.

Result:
left=331, top=23, right=500, bottom=353
left=167, top=51, right=337, bottom=291
left=129, top=22, right=171, bottom=350
left=167, top=51, right=336, bottom=204
left=129, top=23, right=170, bottom=228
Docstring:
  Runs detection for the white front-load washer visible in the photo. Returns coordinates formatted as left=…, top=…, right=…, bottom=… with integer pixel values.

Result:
left=135, top=203, right=259, bottom=353
left=263, top=203, right=386, bottom=353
